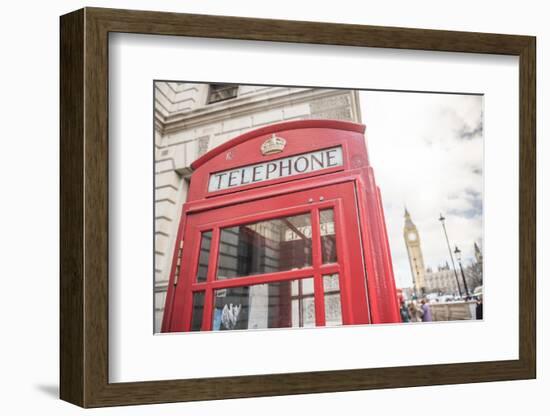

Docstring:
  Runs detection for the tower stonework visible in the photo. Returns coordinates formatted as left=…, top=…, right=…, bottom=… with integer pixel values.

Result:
left=403, top=209, right=426, bottom=295
left=474, top=242, right=483, bottom=264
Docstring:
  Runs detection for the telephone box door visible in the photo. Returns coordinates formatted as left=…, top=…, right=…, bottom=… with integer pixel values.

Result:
left=164, top=181, right=370, bottom=332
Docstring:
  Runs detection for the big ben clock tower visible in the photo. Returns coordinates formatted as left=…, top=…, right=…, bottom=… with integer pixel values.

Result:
left=404, top=208, right=426, bottom=295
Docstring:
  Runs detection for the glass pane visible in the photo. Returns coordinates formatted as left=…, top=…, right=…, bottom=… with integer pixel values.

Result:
left=208, top=84, right=238, bottom=104
left=190, top=291, right=205, bottom=331
left=323, top=274, right=343, bottom=326
left=217, top=213, right=312, bottom=280
left=212, top=277, right=315, bottom=331
left=196, top=231, right=212, bottom=283
left=320, top=209, right=337, bottom=264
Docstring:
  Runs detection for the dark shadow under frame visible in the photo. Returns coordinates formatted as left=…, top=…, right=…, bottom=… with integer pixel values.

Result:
left=60, top=7, right=536, bottom=408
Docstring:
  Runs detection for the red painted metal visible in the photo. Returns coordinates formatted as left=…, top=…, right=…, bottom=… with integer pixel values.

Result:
left=162, top=119, right=400, bottom=332
left=191, top=119, right=365, bottom=171
left=311, top=208, right=326, bottom=326
left=376, top=186, right=402, bottom=322
left=160, top=210, right=186, bottom=332
left=191, top=264, right=340, bottom=291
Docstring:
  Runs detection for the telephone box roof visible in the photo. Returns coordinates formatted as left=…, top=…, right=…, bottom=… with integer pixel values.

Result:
left=190, top=119, right=366, bottom=171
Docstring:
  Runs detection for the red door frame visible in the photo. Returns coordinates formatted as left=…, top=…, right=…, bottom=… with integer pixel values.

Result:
left=161, top=120, right=401, bottom=333
left=165, top=181, right=368, bottom=332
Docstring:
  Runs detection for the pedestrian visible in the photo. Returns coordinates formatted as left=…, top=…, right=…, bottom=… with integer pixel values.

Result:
left=476, top=294, right=483, bottom=320
left=400, top=300, right=410, bottom=322
left=408, top=301, right=423, bottom=322
left=420, top=298, right=432, bottom=322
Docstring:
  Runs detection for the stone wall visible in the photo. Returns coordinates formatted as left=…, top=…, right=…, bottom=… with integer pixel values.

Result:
left=430, top=301, right=477, bottom=321
left=424, top=268, right=461, bottom=295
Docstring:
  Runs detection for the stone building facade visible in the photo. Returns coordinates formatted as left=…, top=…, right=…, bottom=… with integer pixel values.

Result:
left=154, top=82, right=362, bottom=331
left=424, top=264, right=460, bottom=295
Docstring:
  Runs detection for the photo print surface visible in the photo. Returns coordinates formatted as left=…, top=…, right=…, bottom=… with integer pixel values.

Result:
left=153, top=82, right=483, bottom=333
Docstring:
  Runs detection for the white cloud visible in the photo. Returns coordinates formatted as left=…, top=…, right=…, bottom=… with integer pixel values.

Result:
left=359, top=91, right=483, bottom=288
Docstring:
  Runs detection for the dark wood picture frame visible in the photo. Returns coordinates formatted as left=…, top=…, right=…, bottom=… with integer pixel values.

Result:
left=60, top=7, right=536, bottom=408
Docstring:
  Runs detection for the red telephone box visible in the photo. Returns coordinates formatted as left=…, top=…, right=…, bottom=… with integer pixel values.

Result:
left=161, top=119, right=401, bottom=332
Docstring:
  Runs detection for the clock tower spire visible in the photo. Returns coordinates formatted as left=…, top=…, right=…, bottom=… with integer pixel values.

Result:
left=404, top=208, right=426, bottom=295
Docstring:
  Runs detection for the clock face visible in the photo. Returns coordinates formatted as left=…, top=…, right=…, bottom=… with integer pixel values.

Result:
left=408, top=232, right=417, bottom=242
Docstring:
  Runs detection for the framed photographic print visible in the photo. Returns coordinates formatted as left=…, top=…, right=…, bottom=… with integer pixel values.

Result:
left=60, top=7, right=536, bottom=408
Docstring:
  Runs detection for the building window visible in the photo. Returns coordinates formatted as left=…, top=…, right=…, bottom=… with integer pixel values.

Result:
left=207, top=84, right=239, bottom=104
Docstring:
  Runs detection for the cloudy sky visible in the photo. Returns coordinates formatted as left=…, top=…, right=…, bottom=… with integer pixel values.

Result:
left=358, top=91, right=483, bottom=288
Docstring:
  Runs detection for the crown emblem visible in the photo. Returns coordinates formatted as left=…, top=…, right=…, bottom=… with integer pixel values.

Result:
left=261, top=134, right=286, bottom=155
